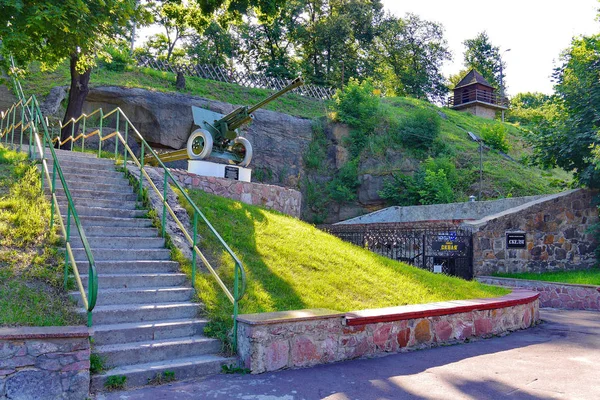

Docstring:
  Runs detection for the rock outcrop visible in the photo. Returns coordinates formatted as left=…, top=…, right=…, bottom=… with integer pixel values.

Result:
left=82, top=86, right=314, bottom=187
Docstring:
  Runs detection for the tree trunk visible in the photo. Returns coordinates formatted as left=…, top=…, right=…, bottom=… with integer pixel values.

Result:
left=60, top=54, right=91, bottom=145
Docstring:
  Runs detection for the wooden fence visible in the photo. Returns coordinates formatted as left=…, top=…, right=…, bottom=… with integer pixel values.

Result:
left=137, top=57, right=335, bottom=100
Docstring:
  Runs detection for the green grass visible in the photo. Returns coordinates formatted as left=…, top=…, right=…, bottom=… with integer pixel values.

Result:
left=365, top=96, right=572, bottom=200
left=176, top=189, right=509, bottom=326
left=19, top=62, right=329, bottom=120
left=0, top=145, right=81, bottom=326
left=494, top=269, right=600, bottom=285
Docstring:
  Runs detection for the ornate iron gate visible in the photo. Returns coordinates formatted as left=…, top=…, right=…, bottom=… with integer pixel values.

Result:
left=322, top=224, right=474, bottom=280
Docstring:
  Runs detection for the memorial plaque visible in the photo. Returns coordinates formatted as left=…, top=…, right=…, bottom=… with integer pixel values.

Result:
left=506, top=232, right=526, bottom=248
left=224, top=166, right=240, bottom=180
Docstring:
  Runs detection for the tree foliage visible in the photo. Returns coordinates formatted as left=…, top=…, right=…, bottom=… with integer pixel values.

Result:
left=530, top=33, right=600, bottom=187
left=458, top=31, right=506, bottom=89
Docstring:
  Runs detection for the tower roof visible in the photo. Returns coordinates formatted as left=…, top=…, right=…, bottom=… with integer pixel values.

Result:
left=454, top=69, right=494, bottom=89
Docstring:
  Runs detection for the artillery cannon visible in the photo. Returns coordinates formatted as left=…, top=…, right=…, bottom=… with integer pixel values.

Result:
left=146, top=77, right=304, bottom=167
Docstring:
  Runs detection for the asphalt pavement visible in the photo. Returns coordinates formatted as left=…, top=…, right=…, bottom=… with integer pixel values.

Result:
left=96, top=309, right=600, bottom=400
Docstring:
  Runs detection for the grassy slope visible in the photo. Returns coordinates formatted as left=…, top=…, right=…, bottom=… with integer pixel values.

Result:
left=494, top=269, right=600, bottom=285
left=19, top=63, right=328, bottom=120
left=369, top=97, right=571, bottom=200
left=0, top=146, right=80, bottom=326
left=177, top=189, right=509, bottom=324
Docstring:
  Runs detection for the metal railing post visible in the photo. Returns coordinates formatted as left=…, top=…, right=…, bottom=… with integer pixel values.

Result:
left=123, top=120, right=129, bottom=168
left=161, top=172, right=168, bottom=237
left=50, top=162, right=57, bottom=229
left=192, top=212, right=198, bottom=288
left=64, top=207, right=72, bottom=288
left=11, top=105, right=17, bottom=146
left=81, top=116, right=86, bottom=152
left=70, top=122, right=75, bottom=151
left=114, top=112, right=120, bottom=159
left=139, top=145, right=145, bottom=199
left=233, top=264, right=240, bottom=351
left=98, top=110, right=103, bottom=157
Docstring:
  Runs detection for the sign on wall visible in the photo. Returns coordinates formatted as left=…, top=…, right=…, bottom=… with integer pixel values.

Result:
left=506, top=232, right=527, bottom=249
left=432, top=241, right=466, bottom=253
left=224, top=166, right=240, bottom=180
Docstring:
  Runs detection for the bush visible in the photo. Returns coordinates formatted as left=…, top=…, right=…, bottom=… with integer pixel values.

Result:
left=101, top=44, right=134, bottom=72
left=418, top=169, right=454, bottom=205
left=327, top=159, right=360, bottom=203
left=480, top=124, right=510, bottom=153
left=399, top=108, right=441, bottom=150
left=333, top=78, right=380, bottom=129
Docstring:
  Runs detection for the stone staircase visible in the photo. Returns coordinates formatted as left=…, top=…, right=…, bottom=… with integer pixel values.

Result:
left=43, top=149, right=235, bottom=391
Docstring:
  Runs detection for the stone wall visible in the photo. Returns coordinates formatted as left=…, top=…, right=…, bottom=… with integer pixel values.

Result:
left=167, top=168, right=302, bottom=218
left=237, top=290, right=539, bottom=374
left=0, top=326, right=90, bottom=400
left=465, top=189, right=598, bottom=276
left=478, top=276, right=600, bottom=311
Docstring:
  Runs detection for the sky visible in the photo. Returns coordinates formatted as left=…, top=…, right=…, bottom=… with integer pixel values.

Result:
left=382, top=0, right=599, bottom=95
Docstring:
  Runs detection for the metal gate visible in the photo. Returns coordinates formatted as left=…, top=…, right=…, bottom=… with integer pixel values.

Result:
left=322, top=224, right=474, bottom=280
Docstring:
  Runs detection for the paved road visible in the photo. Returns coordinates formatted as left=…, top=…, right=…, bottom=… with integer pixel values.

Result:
left=96, top=309, right=600, bottom=400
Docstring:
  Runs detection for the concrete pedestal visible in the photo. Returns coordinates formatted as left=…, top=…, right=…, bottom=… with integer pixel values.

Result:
left=188, top=160, right=252, bottom=182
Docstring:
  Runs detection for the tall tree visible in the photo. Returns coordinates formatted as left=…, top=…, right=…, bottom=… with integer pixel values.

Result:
left=0, top=0, right=283, bottom=143
left=375, top=13, right=451, bottom=102
left=461, top=31, right=506, bottom=89
left=186, top=21, right=236, bottom=67
left=0, top=0, right=141, bottom=142
left=146, top=0, right=204, bottom=62
left=530, top=33, right=600, bottom=187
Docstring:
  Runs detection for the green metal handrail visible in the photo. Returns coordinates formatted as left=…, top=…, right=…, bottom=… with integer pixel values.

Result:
left=57, top=106, right=247, bottom=349
left=1, top=61, right=98, bottom=327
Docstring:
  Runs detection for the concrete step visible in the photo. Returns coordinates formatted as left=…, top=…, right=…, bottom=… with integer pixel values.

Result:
left=49, top=188, right=137, bottom=202
left=70, top=287, right=194, bottom=306
left=72, top=248, right=171, bottom=261
left=80, top=273, right=188, bottom=289
left=59, top=205, right=146, bottom=218
left=96, top=336, right=222, bottom=368
left=60, top=173, right=130, bottom=186
left=39, top=163, right=126, bottom=180
left=53, top=179, right=133, bottom=193
left=91, top=319, right=209, bottom=346
left=76, top=227, right=158, bottom=238
left=56, top=195, right=138, bottom=210
left=72, top=216, right=153, bottom=228
left=87, top=302, right=200, bottom=325
left=69, top=236, right=165, bottom=249
left=90, top=354, right=235, bottom=391
left=46, top=155, right=118, bottom=168
left=75, top=260, right=179, bottom=274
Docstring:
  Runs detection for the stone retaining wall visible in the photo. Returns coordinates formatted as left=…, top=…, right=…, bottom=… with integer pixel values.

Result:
left=465, top=189, right=598, bottom=276
left=167, top=168, right=302, bottom=218
left=478, top=276, right=600, bottom=311
left=236, top=290, right=539, bottom=374
left=0, top=326, right=90, bottom=400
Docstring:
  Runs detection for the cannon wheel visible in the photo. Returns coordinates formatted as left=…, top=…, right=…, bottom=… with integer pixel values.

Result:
left=187, top=129, right=213, bottom=160
left=231, top=137, right=253, bottom=167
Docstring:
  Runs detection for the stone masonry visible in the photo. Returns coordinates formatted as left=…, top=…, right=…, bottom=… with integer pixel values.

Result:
left=237, top=291, right=539, bottom=374
left=465, top=189, right=598, bottom=276
left=167, top=168, right=302, bottom=218
left=478, top=276, right=600, bottom=311
left=0, top=326, right=90, bottom=400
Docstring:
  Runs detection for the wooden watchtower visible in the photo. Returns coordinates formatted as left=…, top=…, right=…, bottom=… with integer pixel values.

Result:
left=448, top=69, right=508, bottom=119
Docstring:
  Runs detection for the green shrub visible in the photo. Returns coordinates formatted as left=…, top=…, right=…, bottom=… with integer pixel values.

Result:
left=327, top=159, right=360, bottom=203
left=333, top=78, right=380, bottom=129
left=418, top=169, right=454, bottom=205
left=304, top=120, right=328, bottom=171
left=480, top=124, right=510, bottom=153
left=104, top=375, right=127, bottom=390
left=101, top=44, right=134, bottom=72
left=399, top=108, right=441, bottom=150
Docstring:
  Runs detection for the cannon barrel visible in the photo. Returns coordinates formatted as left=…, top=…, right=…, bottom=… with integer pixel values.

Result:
left=247, top=77, right=304, bottom=114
